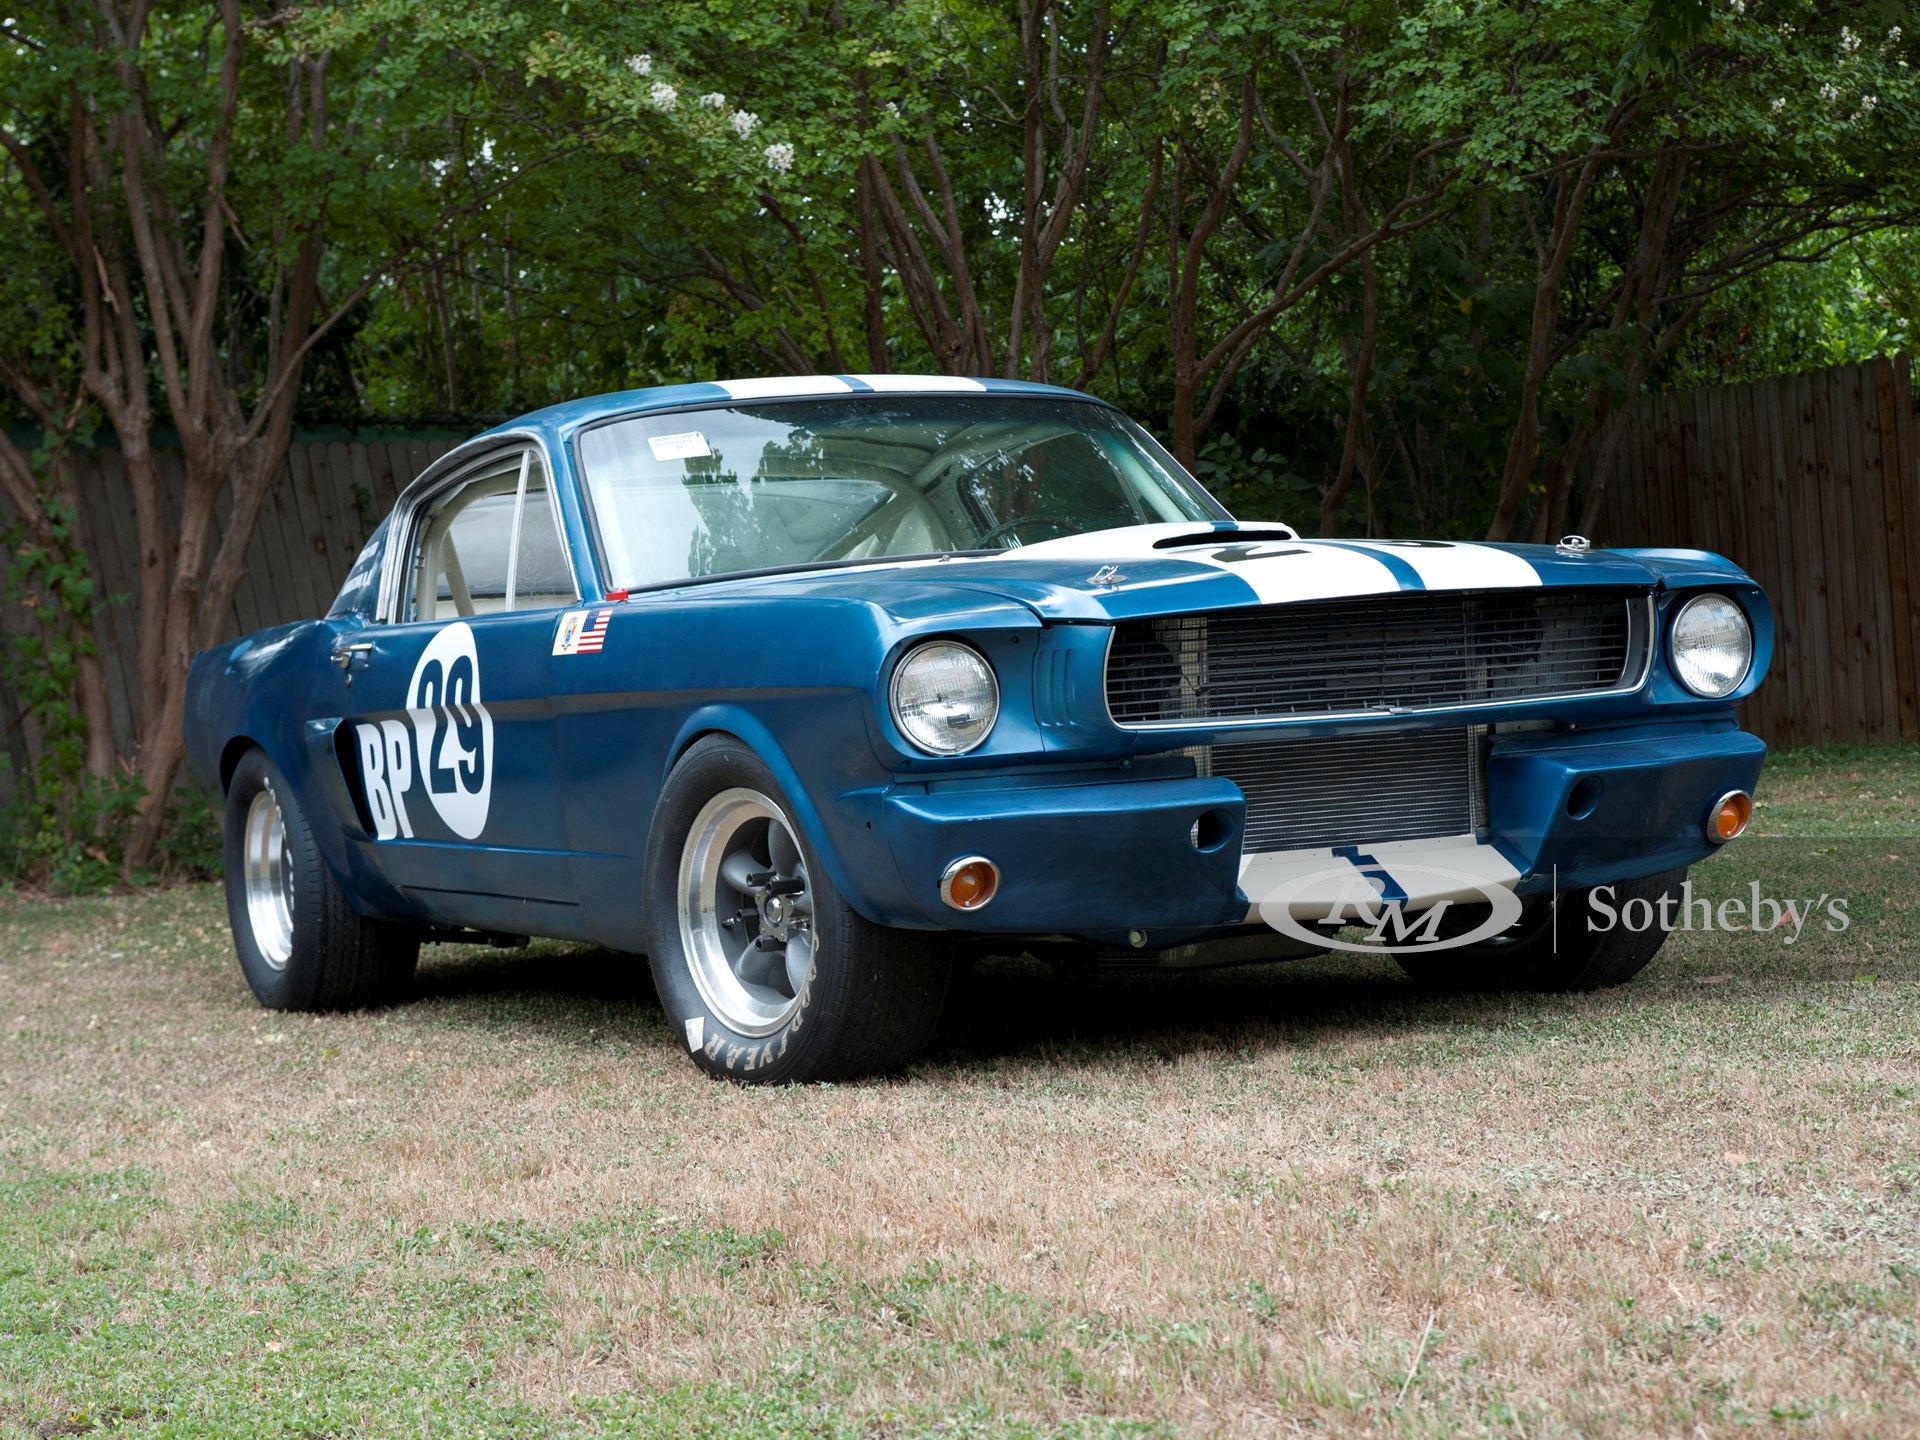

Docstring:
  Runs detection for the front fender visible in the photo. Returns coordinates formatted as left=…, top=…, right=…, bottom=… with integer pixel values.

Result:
left=656, top=703, right=923, bottom=929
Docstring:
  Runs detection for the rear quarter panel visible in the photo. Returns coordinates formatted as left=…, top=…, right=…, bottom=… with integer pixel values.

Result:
left=187, top=617, right=420, bottom=922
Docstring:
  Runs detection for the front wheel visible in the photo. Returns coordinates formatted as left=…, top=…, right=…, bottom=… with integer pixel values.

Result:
left=645, top=736, right=952, bottom=1083
left=1393, top=866, right=1687, bottom=993
left=223, top=748, right=419, bottom=1010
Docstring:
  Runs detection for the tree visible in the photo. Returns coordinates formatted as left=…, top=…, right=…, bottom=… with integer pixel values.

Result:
left=0, top=0, right=461, bottom=868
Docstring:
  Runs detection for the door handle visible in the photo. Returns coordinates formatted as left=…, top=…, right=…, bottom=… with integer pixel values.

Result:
left=331, top=641, right=374, bottom=682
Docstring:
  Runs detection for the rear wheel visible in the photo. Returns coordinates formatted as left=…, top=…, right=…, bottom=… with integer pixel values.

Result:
left=223, top=748, right=419, bottom=1010
left=1393, top=866, right=1687, bottom=993
left=645, top=736, right=951, bottom=1083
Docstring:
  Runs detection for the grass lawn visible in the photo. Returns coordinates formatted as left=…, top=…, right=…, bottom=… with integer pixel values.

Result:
left=1, top=746, right=1916, bottom=1438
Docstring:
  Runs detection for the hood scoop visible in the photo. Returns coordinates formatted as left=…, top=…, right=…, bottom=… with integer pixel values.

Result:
left=1152, top=525, right=1299, bottom=549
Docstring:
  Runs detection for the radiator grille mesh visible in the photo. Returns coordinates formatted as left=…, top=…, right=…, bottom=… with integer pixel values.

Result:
left=1109, top=588, right=1640, bottom=727
left=1196, top=727, right=1486, bottom=854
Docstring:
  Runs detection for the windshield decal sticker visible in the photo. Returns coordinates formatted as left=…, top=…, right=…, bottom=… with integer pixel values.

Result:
left=405, top=621, right=494, bottom=839
left=554, top=608, right=612, bottom=656
left=647, top=430, right=711, bottom=462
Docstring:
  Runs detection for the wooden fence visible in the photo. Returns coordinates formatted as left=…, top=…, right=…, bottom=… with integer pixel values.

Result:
left=1589, top=354, right=1918, bottom=749
left=2, top=435, right=457, bottom=785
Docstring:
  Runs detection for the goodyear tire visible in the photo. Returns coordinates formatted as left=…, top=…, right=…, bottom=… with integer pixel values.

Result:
left=223, top=748, right=419, bottom=1010
left=645, top=735, right=952, bottom=1083
left=1393, top=866, right=1687, bottom=993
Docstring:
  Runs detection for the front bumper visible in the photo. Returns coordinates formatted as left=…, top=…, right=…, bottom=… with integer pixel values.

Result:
left=868, top=723, right=1765, bottom=942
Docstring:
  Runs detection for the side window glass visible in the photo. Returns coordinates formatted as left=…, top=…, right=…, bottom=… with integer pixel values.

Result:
left=405, top=456, right=522, bottom=622
left=506, top=463, right=576, bottom=610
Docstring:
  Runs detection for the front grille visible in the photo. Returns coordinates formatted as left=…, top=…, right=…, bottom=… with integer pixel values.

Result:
left=1108, top=587, right=1644, bottom=728
left=1197, top=727, right=1486, bottom=854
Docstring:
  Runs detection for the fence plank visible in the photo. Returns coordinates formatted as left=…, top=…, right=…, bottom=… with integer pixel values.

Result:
left=325, top=441, right=366, bottom=558
left=1743, top=378, right=1781, bottom=744
left=304, top=443, right=343, bottom=602
left=76, top=450, right=141, bottom=755
left=282, top=447, right=331, bottom=623
left=1873, top=362, right=1915, bottom=737
left=1756, top=367, right=1801, bottom=747
left=1852, top=362, right=1898, bottom=737
left=1896, top=354, right=1920, bottom=739
left=1836, top=364, right=1885, bottom=735
left=253, top=457, right=307, bottom=630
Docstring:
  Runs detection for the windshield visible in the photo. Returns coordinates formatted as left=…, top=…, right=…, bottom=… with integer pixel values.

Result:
left=575, top=396, right=1228, bottom=591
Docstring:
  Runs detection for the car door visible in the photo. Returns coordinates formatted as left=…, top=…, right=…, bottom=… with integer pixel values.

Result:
left=335, top=443, right=590, bottom=939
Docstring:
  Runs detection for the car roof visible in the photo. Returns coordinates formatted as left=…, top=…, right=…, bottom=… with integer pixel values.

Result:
left=470, top=374, right=1105, bottom=444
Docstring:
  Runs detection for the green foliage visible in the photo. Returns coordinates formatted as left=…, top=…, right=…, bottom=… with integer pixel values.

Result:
left=0, top=463, right=129, bottom=893
left=293, top=0, right=1920, bottom=531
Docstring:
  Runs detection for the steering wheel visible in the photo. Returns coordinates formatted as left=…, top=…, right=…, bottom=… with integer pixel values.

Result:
left=814, top=480, right=957, bottom=562
left=974, top=514, right=1078, bottom=547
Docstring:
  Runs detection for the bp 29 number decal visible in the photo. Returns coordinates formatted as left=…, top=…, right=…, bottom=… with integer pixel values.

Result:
left=354, top=622, right=495, bottom=841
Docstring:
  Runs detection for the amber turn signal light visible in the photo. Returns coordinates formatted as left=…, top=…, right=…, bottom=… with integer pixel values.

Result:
left=1707, top=790, right=1753, bottom=843
left=938, top=856, right=1000, bottom=911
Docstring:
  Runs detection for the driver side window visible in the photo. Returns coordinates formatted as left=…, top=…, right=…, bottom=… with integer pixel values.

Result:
left=402, top=450, right=577, bottom=622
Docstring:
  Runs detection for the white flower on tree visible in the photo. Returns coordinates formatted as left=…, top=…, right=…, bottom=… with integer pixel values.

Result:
left=764, top=141, right=794, bottom=172
left=650, top=81, right=678, bottom=111
left=732, top=110, right=759, bottom=138
left=626, top=54, right=652, bottom=75
left=700, top=92, right=726, bottom=109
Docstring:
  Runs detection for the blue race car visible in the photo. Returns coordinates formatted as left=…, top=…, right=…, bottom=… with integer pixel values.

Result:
left=185, top=377, right=1770, bottom=1081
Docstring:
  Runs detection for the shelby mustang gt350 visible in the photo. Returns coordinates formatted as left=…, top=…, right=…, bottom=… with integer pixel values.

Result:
left=185, top=375, right=1771, bottom=1082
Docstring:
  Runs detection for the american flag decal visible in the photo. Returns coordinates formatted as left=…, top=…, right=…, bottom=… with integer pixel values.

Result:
left=574, top=608, right=613, bottom=653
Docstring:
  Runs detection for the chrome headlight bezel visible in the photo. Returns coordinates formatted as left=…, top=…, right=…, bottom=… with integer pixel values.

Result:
left=889, top=640, right=1000, bottom=755
left=1669, top=592, right=1753, bottom=698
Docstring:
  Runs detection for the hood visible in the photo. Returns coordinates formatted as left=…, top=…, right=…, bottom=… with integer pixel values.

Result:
left=698, top=522, right=1698, bottom=624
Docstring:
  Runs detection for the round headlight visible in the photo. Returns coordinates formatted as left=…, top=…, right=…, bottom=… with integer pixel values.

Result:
left=1670, top=593, right=1752, bottom=698
left=890, top=641, right=999, bottom=755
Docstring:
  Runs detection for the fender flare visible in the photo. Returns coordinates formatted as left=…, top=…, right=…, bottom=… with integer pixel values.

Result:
left=652, top=705, right=912, bottom=926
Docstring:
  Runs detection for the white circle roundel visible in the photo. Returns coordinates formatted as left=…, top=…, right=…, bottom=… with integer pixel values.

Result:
left=406, top=621, right=494, bottom=839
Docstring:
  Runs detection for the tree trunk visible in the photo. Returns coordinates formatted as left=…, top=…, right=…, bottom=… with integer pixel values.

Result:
left=1320, top=245, right=1379, bottom=536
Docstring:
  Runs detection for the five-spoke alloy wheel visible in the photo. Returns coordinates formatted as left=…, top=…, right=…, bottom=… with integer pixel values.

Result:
left=679, top=787, right=817, bottom=1035
left=240, top=785, right=297, bottom=972
left=223, top=748, right=419, bottom=1011
left=646, top=735, right=953, bottom=1083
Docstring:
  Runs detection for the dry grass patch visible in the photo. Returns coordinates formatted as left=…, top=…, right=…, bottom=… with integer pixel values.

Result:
left=1, top=747, right=1917, bottom=1437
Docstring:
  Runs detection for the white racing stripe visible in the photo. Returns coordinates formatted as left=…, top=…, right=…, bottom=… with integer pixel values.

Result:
left=1012, top=525, right=1402, bottom=603
left=1345, top=541, right=1540, bottom=590
left=847, top=374, right=987, bottom=392
left=716, top=376, right=853, bottom=399
left=706, top=522, right=1547, bottom=606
